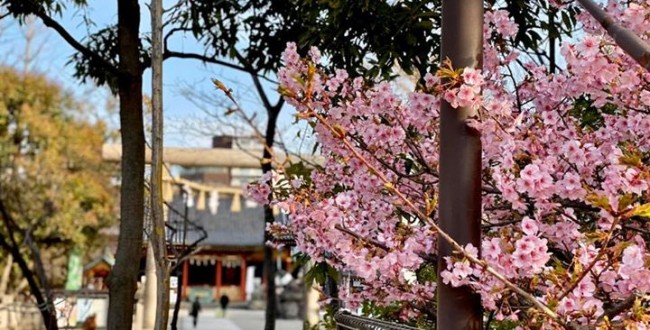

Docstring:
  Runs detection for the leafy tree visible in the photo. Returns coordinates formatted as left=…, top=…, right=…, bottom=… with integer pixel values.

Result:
left=0, top=67, right=116, bottom=330
left=168, top=0, right=578, bottom=79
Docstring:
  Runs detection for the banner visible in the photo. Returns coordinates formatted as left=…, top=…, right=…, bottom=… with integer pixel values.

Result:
left=64, top=249, right=82, bottom=291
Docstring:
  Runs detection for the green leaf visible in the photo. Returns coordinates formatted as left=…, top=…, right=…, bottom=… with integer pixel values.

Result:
left=586, top=193, right=610, bottom=210
left=415, top=21, right=433, bottom=30
left=285, top=161, right=311, bottom=179
left=293, top=252, right=311, bottom=267
left=304, top=262, right=337, bottom=287
left=629, top=203, right=650, bottom=218
left=327, top=263, right=339, bottom=284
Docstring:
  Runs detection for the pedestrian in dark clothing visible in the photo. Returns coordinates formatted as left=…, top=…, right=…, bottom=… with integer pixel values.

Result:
left=220, top=294, right=230, bottom=317
left=190, top=297, right=201, bottom=328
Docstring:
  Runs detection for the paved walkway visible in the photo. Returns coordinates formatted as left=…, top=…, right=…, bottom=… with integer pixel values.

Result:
left=178, top=308, right=303, bottom=330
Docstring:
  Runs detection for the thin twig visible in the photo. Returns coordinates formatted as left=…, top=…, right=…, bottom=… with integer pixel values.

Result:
left=557, top=215, right=621, bottom=300
left=335, top=224, right=436, bottom=263
left=23, top=2, right=121, bottom=78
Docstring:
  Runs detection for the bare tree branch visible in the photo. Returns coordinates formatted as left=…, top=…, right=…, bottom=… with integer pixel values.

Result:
left=23, top=4, right=121, bottom=78
left=162, top=49, right=246, bottom=71
left=161, top=48, right=277, bottom=84
left=599, top=294, right=637, bottom=322
left=0, top=199, right=57, bottom=330
left=232, top=49, right=275, bottom=112
left=335, top=224, right=436, bottom=263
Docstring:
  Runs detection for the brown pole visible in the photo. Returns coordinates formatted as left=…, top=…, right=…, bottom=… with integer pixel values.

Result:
left=150, top=0, right=170, bottom=327
left=437, top=1, right=483, bottom=329
left=240, top=255, right=247, bottom=301
left=182, top=260, right=189, bottom=300
left=216, top=259, right=223, bottom=300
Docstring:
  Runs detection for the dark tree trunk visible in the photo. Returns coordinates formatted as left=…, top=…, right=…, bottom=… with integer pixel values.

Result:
left=0, top=202, right=58, bottom=330
left=106, top=1, right=145, bottom=329
left=436, top=1, right=483, bottom=330
left=263, top=108, right=280, bottom=330
left=0, top=237, right=57, bottom=330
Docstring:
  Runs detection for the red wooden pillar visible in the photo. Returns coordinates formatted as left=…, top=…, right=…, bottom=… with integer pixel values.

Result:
left=215, top=259, right=222, bottom=300
left=182, top=260, right=189, bottom=299
left=240, top=255, right=247, bottom=301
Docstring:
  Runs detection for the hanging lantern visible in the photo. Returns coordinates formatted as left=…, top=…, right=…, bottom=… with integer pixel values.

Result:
left=208, top=190, right=219, bottom=215
left=183, top=184, right=194, bottom=208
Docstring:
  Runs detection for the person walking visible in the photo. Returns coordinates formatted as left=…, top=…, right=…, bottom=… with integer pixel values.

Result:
left=219, top=294, right=230, bottom=317
left=190, top=296, right=201, bottom=328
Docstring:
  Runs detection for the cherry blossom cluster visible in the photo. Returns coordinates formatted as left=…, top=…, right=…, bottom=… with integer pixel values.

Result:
left=248, top=1, right=650, bottom=328
left=246, top=171, right=273, bottom=204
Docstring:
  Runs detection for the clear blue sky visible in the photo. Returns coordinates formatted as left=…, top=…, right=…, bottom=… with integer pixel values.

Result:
left=0, top=0, right=302, bottom=149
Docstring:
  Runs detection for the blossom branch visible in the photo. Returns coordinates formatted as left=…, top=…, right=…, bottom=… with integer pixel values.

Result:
left=576, top=0, right=650, bottom=70
left=212, top=79, right=280, bottom=167
left=598, top=294, right=638, bottom=323
left=334, top=224, right=436, bottom=263
left=557, top=215, right=621, bottom=300
left=304, top=104, right=567, bottom=327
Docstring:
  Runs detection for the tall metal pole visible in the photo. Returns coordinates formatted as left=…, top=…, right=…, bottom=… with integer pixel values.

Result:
left=437, top=1, right=483, bottom=329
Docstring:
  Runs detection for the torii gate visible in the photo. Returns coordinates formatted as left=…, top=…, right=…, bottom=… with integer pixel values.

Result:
left=102, top=143, right=309, bottom=168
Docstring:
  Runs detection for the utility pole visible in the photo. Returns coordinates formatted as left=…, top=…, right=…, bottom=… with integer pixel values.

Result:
left=437, top=1, right=483, bottom=329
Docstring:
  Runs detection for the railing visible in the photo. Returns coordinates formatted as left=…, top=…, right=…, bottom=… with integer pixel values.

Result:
left=143, top=183, right=208, bottom=261
left=266, top=236, right=420, bottom=329
left=334, top=311, right=422, bottom=330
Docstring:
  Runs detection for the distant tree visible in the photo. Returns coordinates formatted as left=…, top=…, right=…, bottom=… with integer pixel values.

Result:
left=0, top=67, right=116, bottom=330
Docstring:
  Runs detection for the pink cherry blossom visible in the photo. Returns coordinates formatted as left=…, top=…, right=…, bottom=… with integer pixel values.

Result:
left=249, top=1, right=650, bottom=327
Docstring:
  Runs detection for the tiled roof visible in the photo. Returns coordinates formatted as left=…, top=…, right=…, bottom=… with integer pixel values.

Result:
left=167, top=194, right=265, bottom=248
